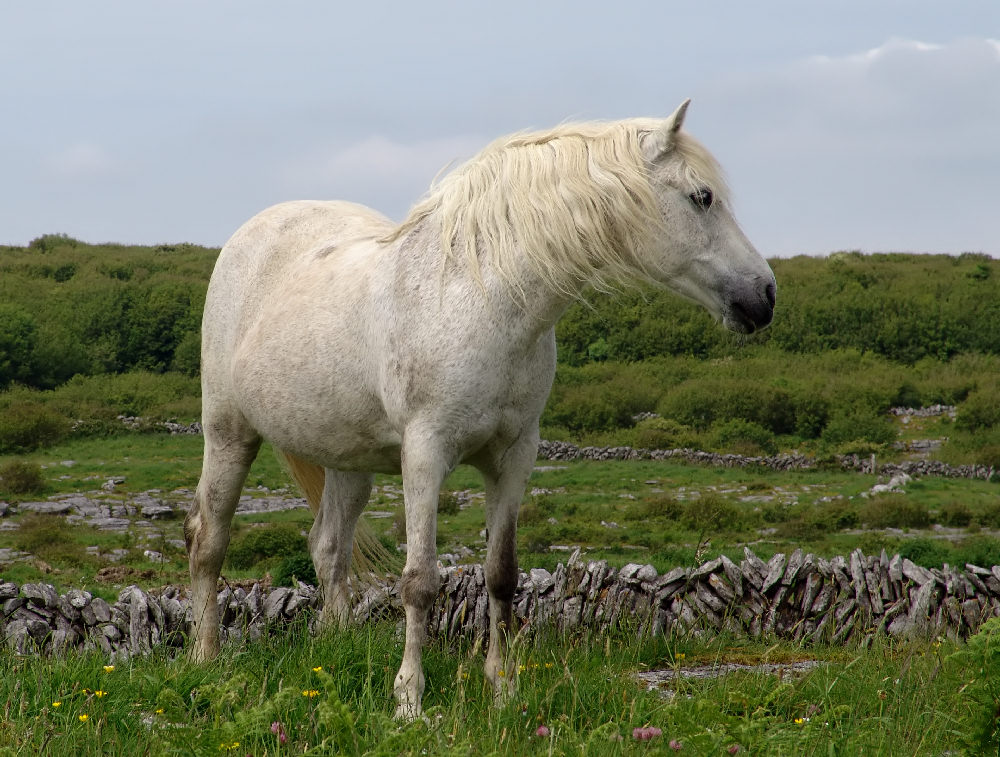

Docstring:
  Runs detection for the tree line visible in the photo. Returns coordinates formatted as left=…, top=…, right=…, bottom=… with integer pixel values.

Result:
left=2, top=236, right=1000, bottom=464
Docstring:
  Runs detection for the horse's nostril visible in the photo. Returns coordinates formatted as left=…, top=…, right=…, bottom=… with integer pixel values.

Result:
left=765, top=282, right=776, bottom=310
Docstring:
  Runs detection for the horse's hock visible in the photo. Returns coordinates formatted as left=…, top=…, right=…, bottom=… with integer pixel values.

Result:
left=3, top=547, right=998, bottom=657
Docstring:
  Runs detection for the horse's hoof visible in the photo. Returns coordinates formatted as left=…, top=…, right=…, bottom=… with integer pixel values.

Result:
left=393, top=701, right=422, bottom=722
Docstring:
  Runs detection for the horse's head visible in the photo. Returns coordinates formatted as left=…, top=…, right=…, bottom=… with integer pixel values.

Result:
left=640, top=100, right=775, bottom=334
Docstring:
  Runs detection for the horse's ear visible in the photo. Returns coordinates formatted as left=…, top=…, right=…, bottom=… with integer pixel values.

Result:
left=643, top=99, right=691, bottom=160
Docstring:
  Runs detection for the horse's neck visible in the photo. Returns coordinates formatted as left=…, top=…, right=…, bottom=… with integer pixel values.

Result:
left=396, top=228, right=579, bottom=339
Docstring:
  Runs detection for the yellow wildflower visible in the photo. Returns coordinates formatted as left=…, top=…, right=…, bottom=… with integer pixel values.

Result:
left=103, top=665, right=115, bottom=673
left=94, top=690, right=107, bottom=698
left=312, top=666, right=323, bottom=672
left=52, top=701, right=62, bottom=708
left=302, top=689, right=319, bottom=697
left=79, top=714, right=89, bottom=723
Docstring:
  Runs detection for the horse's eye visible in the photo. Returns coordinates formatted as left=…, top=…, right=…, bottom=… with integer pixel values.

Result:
left=689, top=188, right=713, bottom=210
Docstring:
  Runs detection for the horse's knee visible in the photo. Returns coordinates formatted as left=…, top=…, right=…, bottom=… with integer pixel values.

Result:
left=486, top=548, right=519, bottom=602
left=399, top=563, right=440, bottom=610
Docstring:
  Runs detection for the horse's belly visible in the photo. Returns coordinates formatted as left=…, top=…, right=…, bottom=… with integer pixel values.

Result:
left=231, top=326, right=403, bottom=472
left=246, top=397, right=404, bottom=474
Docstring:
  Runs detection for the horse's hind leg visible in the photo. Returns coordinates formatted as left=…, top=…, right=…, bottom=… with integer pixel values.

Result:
left=310, top=470, right=374, bottom=627
left=184, top=415, right=261, bottom=661
left=480, top=435, right=537, bottom=701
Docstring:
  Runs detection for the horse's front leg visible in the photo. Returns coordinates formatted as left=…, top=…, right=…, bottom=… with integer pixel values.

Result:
left=393, top=431, right=450, bottom=720
left=310, top=471, right=374, bottom=627
left=184, top=425, right=261, bottom=661
left=481, top=435, right=537, bottom=702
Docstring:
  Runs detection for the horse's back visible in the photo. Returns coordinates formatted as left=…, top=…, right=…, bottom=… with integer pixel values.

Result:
left=201, top=200, right=393, bottom=408
left=204, top=201, right=391, bottom=350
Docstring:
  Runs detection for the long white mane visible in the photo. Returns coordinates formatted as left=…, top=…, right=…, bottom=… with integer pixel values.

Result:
left=387, top=119, right=729, bottom=296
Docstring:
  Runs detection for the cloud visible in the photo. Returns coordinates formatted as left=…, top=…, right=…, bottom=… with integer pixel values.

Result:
left=278, top=134, right=486, bottom=219
left=698, top=37, right=1000, bottom=255
left=43, top=142, right=120, bottom=180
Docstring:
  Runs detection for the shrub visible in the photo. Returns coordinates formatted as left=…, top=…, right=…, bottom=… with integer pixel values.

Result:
left=948, top=616, right=1000, bottom=754
left=518, top=502, right=544, bottom=525
left=227, top=524, right=307, bottom=569
left=438, top=490, right=460, bottom=516
left=898, top=537, right=952, bottom=568
left=956, top=387, right=1000, bottom=432
left=273, top=553, right=317, bottom=587
left=543, top=378, right=657, bottom=432
left=956, top=536, right=1000, bottom=569
left=938, top=500, right=973, bottom=528
left=793, top=395, right=829, bottom=439
left=860, top=495, right=931, bottom=529
left=633, top=417, right=699, bottom=450
left=630, top=493, right=685, bottom=522
left=656, top=380, right=795, bottom=435
left=0, top=459, right=45, bottom=495
left=710, top=419, right=777, bottom=455
left=678, top=494, right=743, bottom=534
left=820, top=412, right=897, bottom=449
left=13, top=514, right=65, bottom=553
left=0, top=401, right=69, bottom=453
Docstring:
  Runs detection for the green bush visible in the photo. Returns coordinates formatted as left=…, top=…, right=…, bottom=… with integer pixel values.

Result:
left=438, top=490, right=461, bottom=516
left=0, top=401, right=70, bottom=452
left=860, top=495, right=931, bottom=529
left=938, top=500, right=973, bottom=528
left=13, top=514, right=68, bottom=553
left=543, top=378, right=657, bottom=432
left=0, top=459, right=46, bottom=495
left=897, top=537, right=953, bottom=568
left=820, top=412, right=897, bottom=449
left=956, top=387, right=1000, bottom=432
left=657, top=380, right=795, bottom=435
left=629, top=493, right=684, bottom=521
left=678, top=493, right=743, bottom=534
left=775, top=500, right=860, bottom=539
left=956, top=536, right=1000, bottom=569
left=633, top=417, right=699, bottom=450
left=227, top=524, right=307, bottom=570
left=273, top=553, right=317, bottom=587
left=710, top=419, right=777, bottom=455
left=793, top=395, right=830, bottom=439
left=949, top=616, right=1000, bottom=754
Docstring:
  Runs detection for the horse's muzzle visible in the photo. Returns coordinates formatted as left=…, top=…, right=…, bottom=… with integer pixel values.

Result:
left=725, top=279, right=776, bottom=334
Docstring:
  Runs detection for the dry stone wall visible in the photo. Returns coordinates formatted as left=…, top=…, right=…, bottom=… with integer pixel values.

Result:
left=536, top=441, right=996, bottom=481
left=4, top=547, right=1000, bottom=658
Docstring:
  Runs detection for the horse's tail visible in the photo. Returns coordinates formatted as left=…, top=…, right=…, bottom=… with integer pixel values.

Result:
left=275, top=450, right=402, bottom=578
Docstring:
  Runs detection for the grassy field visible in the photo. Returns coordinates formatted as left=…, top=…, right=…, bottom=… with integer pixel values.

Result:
left=2, top=433, right=1000, bottom=600
left=3, top=434, right=1000, bottom=753
left=0, top=617, right=986, bottom=755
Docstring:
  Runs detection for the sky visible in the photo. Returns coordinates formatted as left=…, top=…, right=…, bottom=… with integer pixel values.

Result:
left=2, top=1, right=998, bottom=258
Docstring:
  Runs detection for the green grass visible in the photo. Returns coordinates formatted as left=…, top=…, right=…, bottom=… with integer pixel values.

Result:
left=0, top=620, right=980, bottom=755
left=2, top=433, right=1000, bottom=596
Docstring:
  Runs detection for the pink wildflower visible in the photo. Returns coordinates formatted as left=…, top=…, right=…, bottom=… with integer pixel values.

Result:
left=632, top=726, right=663, bottom=741
left=728, top=745, right=742, bottom=754
left=536, top=725, right=550, bottom=737
left=270, top=721, right=288, bottom=744
left=670, top=738, right=682, bottom=750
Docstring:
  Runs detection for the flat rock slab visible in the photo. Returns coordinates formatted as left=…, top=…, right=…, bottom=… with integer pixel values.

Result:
left=637, top=660, right=825, bottom=699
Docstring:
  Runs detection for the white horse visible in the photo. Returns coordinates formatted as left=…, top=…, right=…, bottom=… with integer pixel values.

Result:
left=185, top=100, right=775, bottom=719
